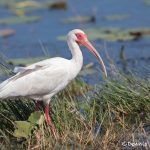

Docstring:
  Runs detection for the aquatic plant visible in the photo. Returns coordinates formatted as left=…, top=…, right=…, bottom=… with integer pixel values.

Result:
left=58, top=27, right=150, bottom=42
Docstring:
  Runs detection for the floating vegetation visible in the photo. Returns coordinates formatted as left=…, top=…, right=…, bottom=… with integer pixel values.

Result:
left=144, top=0, right=150, bottom=5
left=47, top=1, right=67, bottom=10
left=7, top=56, right=48, bottom=66
left=11, top=1, right=43, bottom=16
left=58, top=27, right=150, bottom=42
left=103, top=14, right=130, bottom=21
left=62, top=15, right=95, bottom=24
left=0, top=15, right=41, bottom=25
left=0, top=0, right=67, bottom=17
left=79, top=62, right=97, bottom=76
left=14, top=1, right=41, bottom=9
left=0, top=29, right=15, bottom=38
left=0, top=0, right=20, bottom=7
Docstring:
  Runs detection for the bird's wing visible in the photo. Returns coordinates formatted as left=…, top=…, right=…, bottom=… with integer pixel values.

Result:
left=13, top=58, right=56, bottom=73
left=13, top=66, right=27, bottom=73
left=0, top=58, right=62, bottom=90
left=0, top=63, right=69, bottom=99
left=13, top=57, right=64, bottom=73
left=0, top=65, right=43, bottom=90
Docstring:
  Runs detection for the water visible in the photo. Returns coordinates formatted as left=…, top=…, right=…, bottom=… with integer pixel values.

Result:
left=0, top=0, right=150, bottom=83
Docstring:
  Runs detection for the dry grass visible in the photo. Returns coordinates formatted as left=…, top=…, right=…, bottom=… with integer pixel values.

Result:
left=0, top=73, right=150, bottom=150
left=0, top=56, right=150, bottom=149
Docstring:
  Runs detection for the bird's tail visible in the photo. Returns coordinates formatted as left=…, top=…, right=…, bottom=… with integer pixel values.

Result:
left=0, top=87, right=11, bottom=99
left=0, top=79, right=11, bottom=99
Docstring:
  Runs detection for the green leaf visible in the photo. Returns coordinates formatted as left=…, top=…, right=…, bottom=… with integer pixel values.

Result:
left=28, top=111, right=44, bottom=125
left=57, top=27, right=150, bottom=42
left=7, top=56, right=48, bottom=66
left=79, top=63, right=97, bottom=76
left=62, top=15, right=95, bottom=24
left=0, top=16, right=41, bottom=25
left=13, top=112, right=44, bottom=138
left=13, top=121, right=32, bottom=138
left=103, top=14, right=130, bottom=21
left=79, top=68, right=97, bottom=76
left=144, top=0, right=150, bottom=5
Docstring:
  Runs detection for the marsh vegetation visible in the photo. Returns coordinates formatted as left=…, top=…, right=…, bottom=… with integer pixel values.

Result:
left=0, top=0, right=150, bottom=149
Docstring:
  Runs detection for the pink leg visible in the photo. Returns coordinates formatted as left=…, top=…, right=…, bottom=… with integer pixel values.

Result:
left=44, top=104, right=57, bottom=139
left=35, top=101, right=40, bottom=111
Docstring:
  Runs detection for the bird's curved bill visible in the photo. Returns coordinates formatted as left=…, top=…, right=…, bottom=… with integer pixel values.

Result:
left=81, top=40, right=107, bottom=78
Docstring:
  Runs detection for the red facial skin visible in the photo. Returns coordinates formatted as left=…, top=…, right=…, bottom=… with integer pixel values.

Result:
left=75, top=32, right=107, bottom=78
left=75, top=33, right=87, bottom=44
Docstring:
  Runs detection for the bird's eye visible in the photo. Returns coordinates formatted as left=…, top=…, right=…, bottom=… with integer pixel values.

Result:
left=78, top=34, right=82, bottom=38
left=76, top=33, right=85, bottom=40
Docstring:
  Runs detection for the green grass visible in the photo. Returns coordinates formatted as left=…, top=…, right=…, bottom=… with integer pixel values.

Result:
left=0, top=63, right=150, bottom=149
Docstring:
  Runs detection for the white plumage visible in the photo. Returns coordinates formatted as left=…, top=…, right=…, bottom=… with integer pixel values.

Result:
left=0, top=29, right=107, bottom=138
left=0, top=58, right=76, bottom=103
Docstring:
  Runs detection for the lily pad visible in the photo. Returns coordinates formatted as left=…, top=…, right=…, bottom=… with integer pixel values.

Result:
left=47, top=1, right=67, bottom=10
left=10, top=1, right=43, bottom=16
left=62, top=15, right=95, bottom=24
left=0, top=29, right=15, bottom=38
left=144, top=0, right=150, bottom=5
left=10, top=1, right=67, bottom=16
left=103, top=14, right=130, bottom=21
left=79, top=68, right=97, bottom=76
left=79, top=63, right=97, bottom=76
left=14, top=1, right=41, bottom=9
left=8, top=56, right=48, bottom=66
left=0, top=16, right=41, bottom=25
left=0, top=0, right=20, bottom=7
left=58, top=27, right=150, bottom=42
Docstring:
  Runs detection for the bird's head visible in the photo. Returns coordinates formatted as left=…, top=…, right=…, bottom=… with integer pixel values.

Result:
left=68, top=29, right=107, bottom=78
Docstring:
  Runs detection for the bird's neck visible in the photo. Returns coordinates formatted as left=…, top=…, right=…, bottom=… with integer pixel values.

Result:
left=67, top=38, right=83, bottom=70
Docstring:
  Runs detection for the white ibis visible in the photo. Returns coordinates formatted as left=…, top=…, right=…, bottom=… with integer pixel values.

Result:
left=0, top=29, right=107, bottom=138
